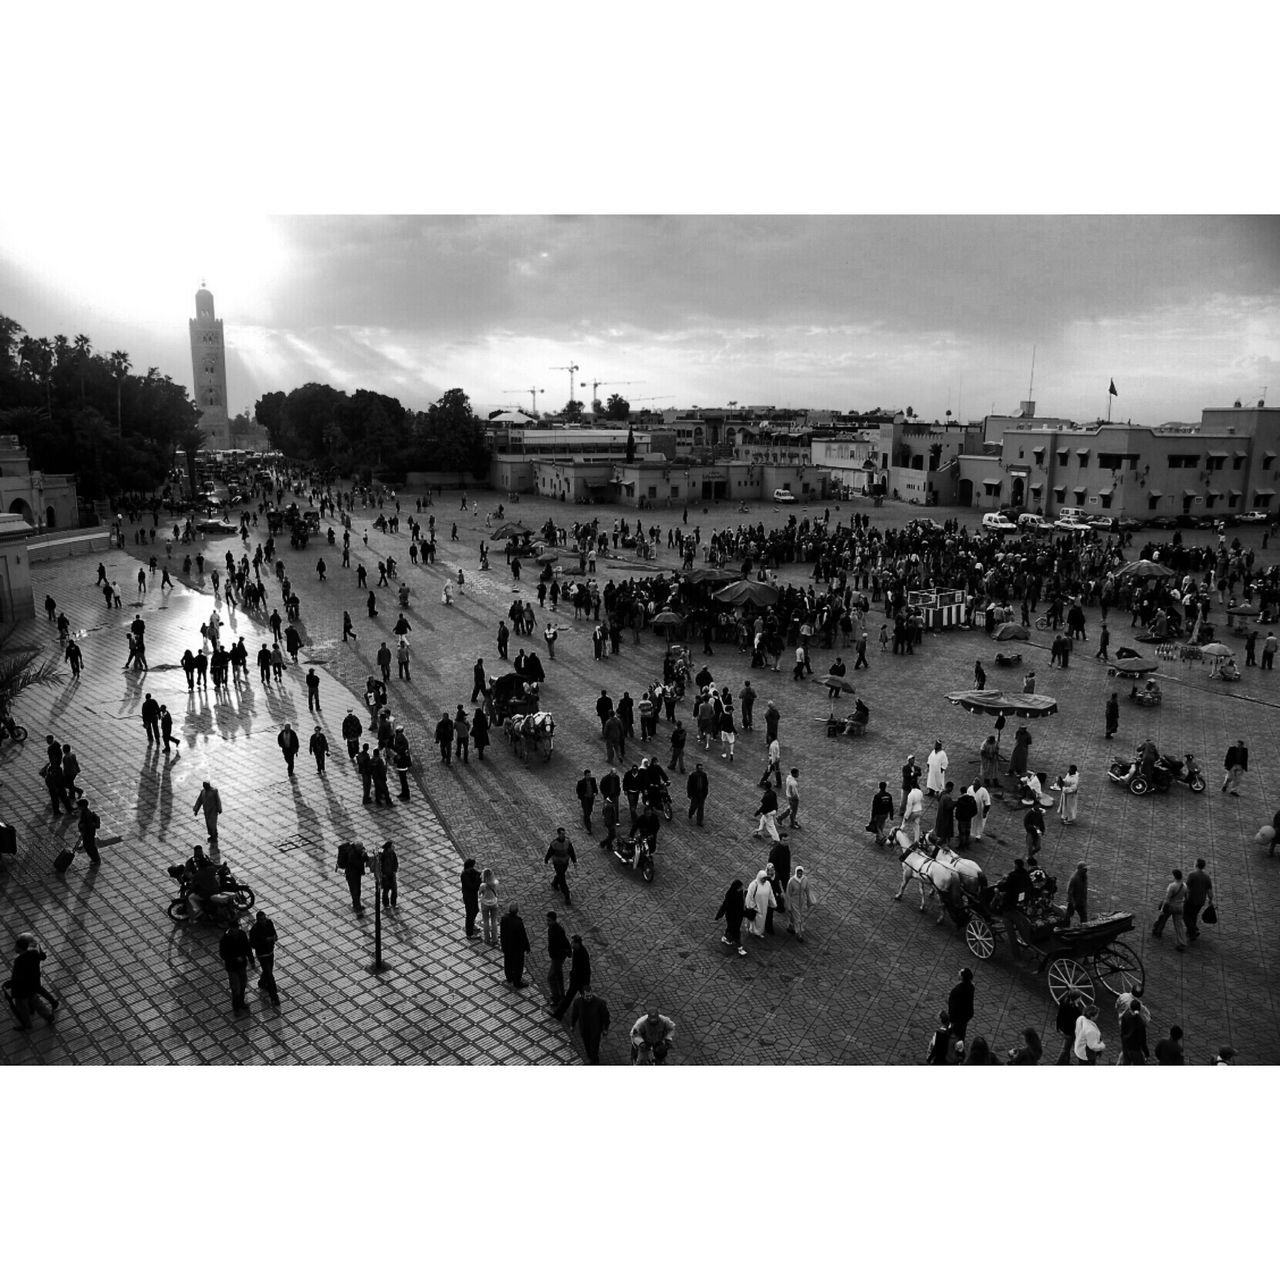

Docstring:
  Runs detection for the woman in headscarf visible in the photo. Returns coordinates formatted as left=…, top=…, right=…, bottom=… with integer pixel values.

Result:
left=744, top=870, right=775, bottom=939
left=715, top=878, right=748, bottom=956
left=1008, top=725, right=1032, bottom=778
left=786, top=866, right=814, bottom=942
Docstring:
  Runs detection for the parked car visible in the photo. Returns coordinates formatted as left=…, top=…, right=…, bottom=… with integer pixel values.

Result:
left=1147, top=515, right=1179, bottom=530
left=981, top=512, right=1018, bottom=533
left=197, top=517, right=239, bottom=535
left=773, top=488, right=797, bottom=504
left=1115, top=516, right=1144, bottom=532
left=1054, top=517, right=1093, bottom=534
left=1017, top=513, right=1055, bottom=534
left=1175, top=513, right=1215, bottom=529
left=1239, top=510, right=1272, bottom=524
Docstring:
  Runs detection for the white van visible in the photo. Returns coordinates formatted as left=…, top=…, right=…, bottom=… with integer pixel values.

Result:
left=1018, top=513, right=1054, bottom=533
left=981, top=512, right=1017, bottom=532
left=1056, top=506, right=1088, bottom=523
left=773, top=488, right=797, bottom=503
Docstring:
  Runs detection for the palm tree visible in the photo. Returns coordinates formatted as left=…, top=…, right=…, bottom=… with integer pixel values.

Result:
left=108, top=350, right=131, bottom=435
left=34, top=337, right=54, bottom=419
left=0, top=649, right=65, bottom=719
left=73, top=334, right=92, bottom=401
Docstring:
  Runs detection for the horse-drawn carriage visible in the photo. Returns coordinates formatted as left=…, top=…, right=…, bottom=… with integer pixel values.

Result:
left=892, top=831, right=1144, bottom=1004
left=490, top=672, right=540, bottom=724
left=504, top=710, right=555, bottom=762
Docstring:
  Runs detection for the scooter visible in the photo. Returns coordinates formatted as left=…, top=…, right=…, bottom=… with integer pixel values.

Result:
left=0, top=712, right=28, bottom=743
left=645, top=782, right=674, bottom=822
left=609, top=834, right=655, bottom=883
left=1159, top=752, right=1206, bottom=793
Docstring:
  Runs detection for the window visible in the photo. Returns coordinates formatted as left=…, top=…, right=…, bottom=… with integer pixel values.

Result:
left=1032, top=447, right=1045, bottom=465
left=1076, top=449, right=1090, bottom=467
left=1207, top=456, right=1225, bottom=471
left=1055, top=449, right=1069, bottom=466
left=1234, top=456, right=1245, bottom=470
left=670, top=486, right=679, bottom=498
left=1052, top=485, right=1066, bottom=499
left=647, top=486, right=657, bottom=499
left=1100, top=492, right=1113, bottom=509
left=1148, top=495, right=1160, bottom=511
left=1073, top=487, right=1086, bottom=502
left=1265, top=453, right=1276, bottom=471
left=1167, top=453, right=1199, bottom=469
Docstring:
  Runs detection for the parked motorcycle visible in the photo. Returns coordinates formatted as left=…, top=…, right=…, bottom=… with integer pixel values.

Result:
left=608, top=834, right=655, bottom=883
left=166, top=863, right=255, bottom=923
left=0, top=713, right=28, bottom=743
left=1158, top=752, right=1206, bottom=792
left=645, top=782, right=674, bottom=822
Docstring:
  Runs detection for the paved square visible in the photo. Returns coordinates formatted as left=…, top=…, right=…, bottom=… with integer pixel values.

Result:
left=3, top=493, right=1278, bottom=1065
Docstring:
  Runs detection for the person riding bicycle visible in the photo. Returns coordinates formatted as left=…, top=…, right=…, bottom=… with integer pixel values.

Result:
left=630, top=1007, right=676, bottom=1064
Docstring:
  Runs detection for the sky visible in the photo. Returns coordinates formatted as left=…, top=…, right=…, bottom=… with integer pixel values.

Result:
left=1, top=214, right=1277, bottom=428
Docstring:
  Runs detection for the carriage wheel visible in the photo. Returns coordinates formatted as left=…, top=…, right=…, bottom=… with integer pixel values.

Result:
left=1047, top=958, right=1095, bottom=1005
left=964, top=916, right=996, bottom=960
left=1093, top=942, right=1145, bottom=997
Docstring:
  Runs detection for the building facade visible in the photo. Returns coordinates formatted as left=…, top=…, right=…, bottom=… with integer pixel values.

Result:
left=189, top=284, right=232, bottom=451
left=0, top=435, right=79, bottom=532
left=0, top=511, right=35, bottom=624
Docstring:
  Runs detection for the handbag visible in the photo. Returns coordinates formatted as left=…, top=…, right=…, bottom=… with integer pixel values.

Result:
left=743, top=907, right=758, bottom=921
left=1202, top=902, right=1218, bottom=925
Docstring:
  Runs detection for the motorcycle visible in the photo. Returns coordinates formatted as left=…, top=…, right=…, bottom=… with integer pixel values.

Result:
left=645, top=782, right=674, bottom=822
left=609, top=834, right=655, bottom=883
left=166, top=863, right=256, bottom=923
left=1158, top=752, right=1206, bottom=792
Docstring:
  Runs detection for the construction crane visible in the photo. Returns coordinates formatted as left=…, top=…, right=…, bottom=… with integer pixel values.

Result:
left=503, top=387, right=545, bottom=414
left=550, top=363, right=579, bottom=407
left=580, top=378, right=642, bottom=406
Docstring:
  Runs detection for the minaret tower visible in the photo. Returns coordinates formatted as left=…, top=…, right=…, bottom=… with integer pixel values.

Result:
left=189, top=281, right=231, bottom=450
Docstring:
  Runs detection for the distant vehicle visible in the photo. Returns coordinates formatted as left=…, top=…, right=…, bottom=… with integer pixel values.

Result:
left=1055, top=506, right=1088, bottom=523
left=1088, top=515, right=1117, bottom=532
left=1115, top=516, right=1143, bottom=532
left=981, top=512, right=1017, bottom=532
left=1239, top=510, right=1271, bottom=524
left=1175, top=513, right=1215, bottom=529
left=197, top=518, right=239, bottom=535
left=773, top=488, right=797, bottom=503
left=1017, top=513, right=1055, bottom=533
left=1147, top=515, right=1179, bottom=530
left=1054, top=517, right=1093, bottom=533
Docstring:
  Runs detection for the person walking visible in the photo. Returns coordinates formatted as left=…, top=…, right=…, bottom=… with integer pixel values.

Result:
left=460, top=858, right=482, bottom=939
left=219, top=918, right=253, bottom=1013
left=76, top=798, right=103, bottom=866
left=553, top=934, right=591, bottom=1020
left=784, top=767, right=802, bottom=830
left=545, top=828, right=576, bottom=905
left=499, top=904, right=531, bottom=988
left=1184, top=858, right=1214, bottom=942
left=786, top=866, right=814, bottom=941
left=480, top=868, right=500, bottom=945
left=1065, top=862, right=1089, bottom=925
left=379, top=840, right=399, bottom=909
left=471, top=658, right=487, bottom=703
left=759, top=735, right=782, bottom=789
left=973, top=660, right=986, bottom=691
left=141, top=693, right=161, bottom=746
left=546, top=911, right=571, bottom=1005
left=1222, top=739, right=1248, bottom=796
left=357, top=744, right=374, bottom=803
left=900, top=780, right=925, bottom=845
left=568, top=985, right=611, bottom=1064
left=435, top=711, right=455, bottom=765
left=925, top=740, right=948, bottom=797
left=1152, top=868, right=1189, bottom=951
left=193, top=780, right=222, bottom=844
left=1095, top=621, right=1110, bottom=662
left=1119, top=998, right=1150, bottom=1064
left=1104, top=692, right=1119, bottom=739
left=248, top=911, right=281, bottom=1007
left=744, top=870, right=776, bottom=940
left=716, top=878, right=748, bottom=955
left=370, top=749, right=393, bottom=805
left=686, top=762, right=709, bottom=827
left=947, top=967, right=976, bottom=1043
left=576, top=768, right=598, bottom=832
left=668, top=719, right=687, bottom=774
left=396, top=638, right=411, bottom=680
left=753, top=783, right=781, bottom=842
left=309, top=726, right=329, bottom=774
left=306, top=666, right=322, bottom=712
left=603, top=711, right=625, bottom=764
left=277, top=723, right=300, bottom=777
left=1057, top=764, right=1080, bottom=824
left=9, top=934, right=57, bottom=1028
left=1073, top=1004, right=1106, bottom=1064
left=867, top=781, right=895, bottom=845
left=1263, top=630, right=1278, bottom=670
left=342, top=610, right=357, bottom=642
left=471, top=707, right=490, bottom=761
left=1024, top=804, right=1045, bottom=858
left=1054, top=992, right=1083, bottom=1064
left=453, top=706, right=470, bottom=763
left=342, top=841, right=369, bottom=912
left=954, top=785, right=977, bottom=850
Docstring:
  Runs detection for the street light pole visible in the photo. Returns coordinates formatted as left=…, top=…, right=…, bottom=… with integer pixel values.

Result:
left=370, top=844, right=385, bottom=972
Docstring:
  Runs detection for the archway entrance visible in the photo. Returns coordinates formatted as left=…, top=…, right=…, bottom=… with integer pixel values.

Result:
left=8, top=498, right=34, bottom=525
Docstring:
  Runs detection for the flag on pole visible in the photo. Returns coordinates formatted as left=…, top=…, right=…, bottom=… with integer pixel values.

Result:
left=1108, top=379, right=1118, bottom=397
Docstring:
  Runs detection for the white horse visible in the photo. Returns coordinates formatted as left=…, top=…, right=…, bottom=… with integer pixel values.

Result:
left=892, top=830, right=986, bottom=925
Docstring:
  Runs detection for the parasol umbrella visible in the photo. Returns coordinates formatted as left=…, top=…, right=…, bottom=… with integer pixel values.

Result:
left=652, top=609, right=683, bottom=627
left=713, top=580, right=780, bottom=607
left=494, top=521, right=533, bottom=540
left=992, top=622, right=1030, bottom=642
left=1109, top=655, right=1159, bottom=675
left=818, top=674, right=857, bottom=694
left=945, top=689, right=1059, bottom=719
left=1200, top=642, right=1234, bottom=657
left=1115, top=559, right=1174, bottom=580
left=682, top=567, right=740, bottom=586
left=1226, top=604, right=1260, bottom=617
left=535, top=550, right=560, bottom=564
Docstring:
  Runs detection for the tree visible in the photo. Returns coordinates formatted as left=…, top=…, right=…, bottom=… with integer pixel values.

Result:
left=561, top=399, right=584, bottom=423
left=107, top=350, right=131, bottom=434
left=0, top=651, right=64, bottom=717
left=73, top=333, right=92, bottom=401
left=175, top=424, right=208, bottom=499
left=417, top=387, right=490, bottom=476
left=625, top=425, right=636, bottom=463
left=605, top=393, right=630, bottom=420
left=71, top=407, right=112, bottom=500
left=0, top=315, right=24, bottom=375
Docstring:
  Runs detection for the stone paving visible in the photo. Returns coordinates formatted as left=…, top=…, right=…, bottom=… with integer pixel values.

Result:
left=3, top=492, right=1278, bottom=1065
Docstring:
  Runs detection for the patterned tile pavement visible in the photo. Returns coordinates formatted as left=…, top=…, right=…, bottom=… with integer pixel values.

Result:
left=3, top=493, right=1278, bottom=1065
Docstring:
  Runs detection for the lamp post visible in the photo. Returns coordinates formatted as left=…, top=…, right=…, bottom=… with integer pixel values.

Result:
left=369, top=844, right=386, bottom=973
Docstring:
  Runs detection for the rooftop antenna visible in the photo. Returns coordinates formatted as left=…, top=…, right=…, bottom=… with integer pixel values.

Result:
left=1027, top=345, right=1036, bottom=401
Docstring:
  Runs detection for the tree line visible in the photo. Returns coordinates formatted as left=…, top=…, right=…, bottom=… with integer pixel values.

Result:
left=0, top=314, right=203, bottom=500
left=254, top=384, right=491, bottom=481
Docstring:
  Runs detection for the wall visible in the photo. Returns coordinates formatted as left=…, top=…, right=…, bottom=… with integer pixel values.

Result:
left=0, top=512, right=35, bottom=623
